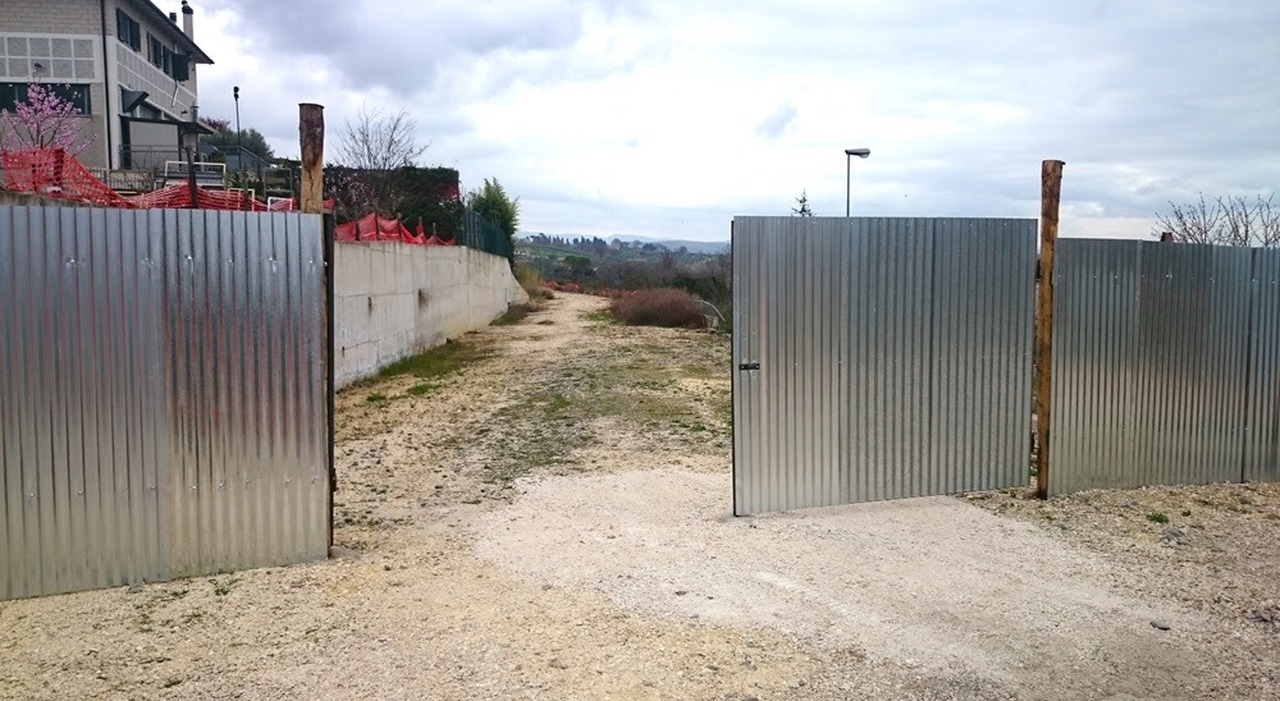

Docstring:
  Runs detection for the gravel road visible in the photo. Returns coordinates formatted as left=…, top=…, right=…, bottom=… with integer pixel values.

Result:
left=2, top=293, right=1277, bottom=700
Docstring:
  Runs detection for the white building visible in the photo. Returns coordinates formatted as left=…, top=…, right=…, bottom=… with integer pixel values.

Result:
left=0, top=0, right=214, bottom=172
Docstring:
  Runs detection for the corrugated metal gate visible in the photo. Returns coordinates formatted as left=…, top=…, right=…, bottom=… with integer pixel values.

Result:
left=1, top=206, right=331, bottom=600
left=732, top=217, right=1035, bottom=514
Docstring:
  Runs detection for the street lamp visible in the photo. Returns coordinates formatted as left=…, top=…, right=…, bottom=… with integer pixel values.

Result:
left=233, top=86, right=241, bottom=171
left=845, top=147, right=870, bottom=216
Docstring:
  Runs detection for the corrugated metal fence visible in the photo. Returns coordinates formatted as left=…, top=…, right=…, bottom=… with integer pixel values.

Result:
left=1, top=206, right=331, bottom=600
left=1051, top=240, right=1280, bottom=493
left=732, top=217, right=1036, bottom=514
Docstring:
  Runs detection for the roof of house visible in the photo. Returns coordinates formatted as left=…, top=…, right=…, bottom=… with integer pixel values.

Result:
left=127, top=114, right=217, bottom=134
left=126, top=0, right=215, bottom=64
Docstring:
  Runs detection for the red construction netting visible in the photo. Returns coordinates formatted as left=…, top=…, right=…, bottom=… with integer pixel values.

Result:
left=416, top=220, right=454, bottom=246
left=265, top=196, right=336, bottom=212
left=2, top=148, right=337, bottom=212
left=335, top=213, right=457, bottom=246
left=128, top=183, right=267, bottom=210
left=2, top=148, right=134, bottom=207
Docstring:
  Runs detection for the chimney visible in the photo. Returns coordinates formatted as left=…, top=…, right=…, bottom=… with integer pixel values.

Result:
left=181, top=1, right=194, bottom=39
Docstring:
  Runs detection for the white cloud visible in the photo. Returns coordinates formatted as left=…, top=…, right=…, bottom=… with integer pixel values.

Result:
left=755, top=101, right=798, bottom=139
left=186, top=0, right=1280, bottom=241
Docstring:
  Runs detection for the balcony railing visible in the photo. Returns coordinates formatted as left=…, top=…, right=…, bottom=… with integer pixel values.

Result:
left=104, top=145, right=295, bottom=196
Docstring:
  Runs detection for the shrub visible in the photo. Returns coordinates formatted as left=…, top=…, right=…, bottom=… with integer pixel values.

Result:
left=494, top=303, right=534, bottom=325
left=610, top=288, right=707, bottom=329
left=514, top=262, right=552, bottom=300
left=509, top=259, right=545, bottom=298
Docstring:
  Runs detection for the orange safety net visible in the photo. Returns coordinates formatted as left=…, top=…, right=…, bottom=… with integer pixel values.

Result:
left=334, top=213, right=457, bottom=246
left=127, top=183, right=268, bottom=210
left=335, top=212, right=414, bottom=242
left=2, top=148, right=339, bottom=213
left=265, top=197, right=336, bottom=212
left=2, top=147, right=134, bottom=207
left=416, top=221, right=454, bottom=246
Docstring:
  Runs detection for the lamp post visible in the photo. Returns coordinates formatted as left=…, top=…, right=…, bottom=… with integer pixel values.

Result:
left=233, top=86, right=241, bottom=171
left=845, top=147, right=870, bottom=216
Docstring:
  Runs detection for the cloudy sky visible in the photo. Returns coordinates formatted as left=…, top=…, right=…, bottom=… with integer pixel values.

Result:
left=188, top=0, right=1279, bottom=241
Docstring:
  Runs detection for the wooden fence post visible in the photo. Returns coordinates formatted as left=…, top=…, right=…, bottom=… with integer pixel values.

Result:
left=1036, top=159, right=1064, bottom=499
left=299, top=102, right=334, bottom=548
left=186, top=145, right=199, bottom=209
left=299, top=103, right=324, bottom=214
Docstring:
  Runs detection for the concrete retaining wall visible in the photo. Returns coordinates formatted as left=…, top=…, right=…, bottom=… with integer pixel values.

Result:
left=334, top=242, right=527, bottom=387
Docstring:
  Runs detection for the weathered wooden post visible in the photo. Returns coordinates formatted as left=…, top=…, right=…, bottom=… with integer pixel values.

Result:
left=299, top=103, right=324, bottom=214
left=1035, top=159, right=1064, bottom=500
left=186, top=144, right=198, bottom=209
left=298, top=102, right=335, bottom=547
left=52, top=148, right=66, bottom=194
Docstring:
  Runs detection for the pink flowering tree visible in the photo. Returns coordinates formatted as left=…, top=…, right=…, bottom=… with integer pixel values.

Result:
left=0, top=82, right=95, bottom=156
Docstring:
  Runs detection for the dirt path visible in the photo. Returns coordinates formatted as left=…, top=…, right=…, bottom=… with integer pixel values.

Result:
left=2, top=293, right=1278, bottom=700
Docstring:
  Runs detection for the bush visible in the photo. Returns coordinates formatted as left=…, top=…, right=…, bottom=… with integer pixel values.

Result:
left=610, top=288, right=707, bottom=329
left=494, top=303, right=535, bottom=325
left=514, top=262, right=553, bottom=300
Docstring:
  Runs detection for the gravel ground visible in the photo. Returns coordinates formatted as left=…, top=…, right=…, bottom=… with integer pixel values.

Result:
left=2, top=292, right=1278, bottom=700
left=967, top=482, right=1280, bottom=637
left=478, top=470, right=1280, bottom=700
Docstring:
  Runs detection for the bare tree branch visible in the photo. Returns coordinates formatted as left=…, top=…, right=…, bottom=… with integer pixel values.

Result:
left=1155, top=192, right=1279, bottom=247
left=335, top=105, right=429, bottom=170
left=1255, top=193, right=1280, bottom=247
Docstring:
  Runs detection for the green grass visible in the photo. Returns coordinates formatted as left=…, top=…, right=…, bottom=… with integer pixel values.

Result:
left=1147, top=512, right=1169, bottom=524
left=480, top=344, right=727, bottom=487
left=406, top=382, right=437, bottom=396
left=153, top=588, right=189, bottom=602
left=366, top=393, right=388, bottom=403
left=376, top=339, right=494, bottom=381
left=541, top=392, right=572, bottom=419
left=494, top=303, right=536, bottom=326
left=582, top=309, right=617, bottom=325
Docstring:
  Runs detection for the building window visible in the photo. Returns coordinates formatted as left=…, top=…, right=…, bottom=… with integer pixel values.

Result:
left=0, top=37, right=98, bottom=82
left=0, top=82, right=92, bottom=114
left=116, top=9, right=141, bottom=51
left=147, top=34, right=164, bottom=69
left=144, top=33, right=183, bottom=80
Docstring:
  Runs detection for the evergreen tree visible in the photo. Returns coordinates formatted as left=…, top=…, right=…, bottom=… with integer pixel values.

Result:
left=792, top=189, right=813, bottom=217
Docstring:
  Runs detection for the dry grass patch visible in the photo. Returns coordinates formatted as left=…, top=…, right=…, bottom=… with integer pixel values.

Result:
left=610, top=288, right=706, bottom=329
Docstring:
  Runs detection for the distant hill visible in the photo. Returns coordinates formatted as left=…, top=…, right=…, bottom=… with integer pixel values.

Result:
left=518, top=232, right=728, bottom=255
left=611, top=236, right=728, bottom=254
